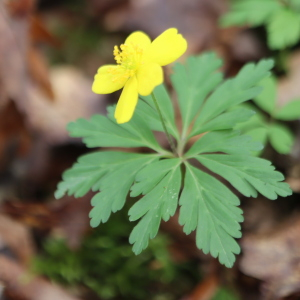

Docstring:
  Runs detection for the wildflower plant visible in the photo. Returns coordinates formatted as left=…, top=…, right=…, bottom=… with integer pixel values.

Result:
left=221, top=0, right=300, bottom=50
left=236, top=76, right=300, bottom=155
left=55, top=29, right=292, bottom=268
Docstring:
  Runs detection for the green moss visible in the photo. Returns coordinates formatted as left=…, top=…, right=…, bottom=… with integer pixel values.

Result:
left=32, top=209, right=199, bottom=300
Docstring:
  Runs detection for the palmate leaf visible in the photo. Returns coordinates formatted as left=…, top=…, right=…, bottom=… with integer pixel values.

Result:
left=55, top=151, right=138, bottom=199
left=189, top=59, right=274, bottom=137
left=221, top=0, right=300, bottom=50
left=196, top=154, right=292, bottom=199
left=186, top=130, right=263, bottom=157
left=138, top=84, right=179, bottom=140
left=68, top=105, right=163, bottom=152
left=194, top=108, right=255, bottom=134
left=179, top=163, right=243, bottom=268
left=55, top=151, right=158, bottom=227
left=89, top=154, right=158, bottom=227
left=269, top=123, right=294, bottom=154
left=244, top=77, right=297, bottom=154
left=129, top=159, right=182, bottom=254
left=267, top=8, right=300, bottom=50
left=220, top=0, right=282, bottom=27
left=244, top=127, right=269, bottom=156
left=253, top=76, right=277, bottom=114
left=171, top=53, right=223, bottom=135
left=56, top=50, right=293, bottom=269
left=234, top=103, right=267, bottom=132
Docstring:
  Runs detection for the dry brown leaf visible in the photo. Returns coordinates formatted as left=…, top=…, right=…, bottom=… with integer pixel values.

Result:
left=160, top=213, right=202, bottom=261
left=5, top=0, right=35, bottom=17
left=2, top=195, right=92, bottom=250
left=0, top=214, right=35, bottom=265
left=27, top=15, right=62, bottom=100
left=102, top=0, right=227, bottom=53
left=183, top=275, right=219, bottom=300
left=88, top=0, right=127, bottom=15
left=49, top=195, right=92, bottom=249
left=240, top=214, right=300, bottom=300
left=0, top=0, right=30, bottom=106
left=0, top=101, right=31, bottom=169
left=27, top=46, right=55, bottom=100
left=1, top=202, right=56, bottom=230
left=0, top=255, right=82, bottom=300
left=29, top=15, right=61, bottom=47
left=25, top=66, right=106, bottom=144
left=286, top=162, right=300, bottom=193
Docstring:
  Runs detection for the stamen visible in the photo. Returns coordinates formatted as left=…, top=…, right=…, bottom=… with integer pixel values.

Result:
left=111, top=42, right=144, bottom=82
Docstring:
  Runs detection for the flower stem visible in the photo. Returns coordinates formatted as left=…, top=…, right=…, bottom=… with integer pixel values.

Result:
left=151, top=92, right=178, bottom=156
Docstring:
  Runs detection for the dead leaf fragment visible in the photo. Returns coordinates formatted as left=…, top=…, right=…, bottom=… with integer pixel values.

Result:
left=0, top=214, right=35, bottom=265
left=102, top=0, right=227, bottom=52
left=0, top=255, right=82, bottom=300
left=2, top=195, right=92, bottom=250
left=240, top=214, right=300, bottom=300
left=25, top=66, right=106, bottom=144
left=0, top=0, right=30, bottom=105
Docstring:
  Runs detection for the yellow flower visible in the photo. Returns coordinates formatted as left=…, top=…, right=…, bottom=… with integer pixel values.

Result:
left=92, top=28, right=187, bottom=124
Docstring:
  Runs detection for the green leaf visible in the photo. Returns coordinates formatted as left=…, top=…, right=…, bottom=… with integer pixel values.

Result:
left=234, top=103, right=268, bottom=132
left=186, top=131, right=263, bottom=157
left=244, top=127, right=269, bottom=155
left=171, top=53, right=223, bottom=135
left=139, top=84, right=179, bottom=140
left=179, top=163, right=243, bottom=268
left=274, top=99, right=300, bottom=120
left=253, top=76, right=277, bottom=114
left=289, top=0, right=300, bottom=10
left=190, top=59, right=274, bottom=137
left=134, top=100, right=163, bottom=132
left=267, top=8, right=300, bottom=50
left=246, top=127, right=269, bottom=144
left=269, top=123, right=294, bottom=154
left=107, top=105, right=165, bottom=151
left=220, top=0, right=282, bottom=27
left=89, top=153, right=158, bottom=227
left=129, top=159, right=182, bottom=254
left=68, top=106, right=163, bottom=152
left=55, top=151, right=125, bottom=199
left=195, top=107, right=256, bottom=134
left=55, top=151, right=144, bottom=199
left=196, top=154, right=292, bottom=199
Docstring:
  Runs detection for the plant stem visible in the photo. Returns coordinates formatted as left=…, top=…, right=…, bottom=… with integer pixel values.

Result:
left=151, top=92, right=178, bottom=156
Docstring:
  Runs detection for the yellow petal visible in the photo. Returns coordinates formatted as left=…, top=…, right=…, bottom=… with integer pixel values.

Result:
left=145, top=28, right=187, bottom=66
left=125, top=31, right=151, bottom=51
left=92, top=65, right=127, bottom=94
left=137, top=63, right=163, bottom=96
left=114, top=76, right=138, bottom=124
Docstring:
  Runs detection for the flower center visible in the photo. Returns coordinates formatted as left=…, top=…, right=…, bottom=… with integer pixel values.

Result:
left=108, top=43, right=143, bottom=82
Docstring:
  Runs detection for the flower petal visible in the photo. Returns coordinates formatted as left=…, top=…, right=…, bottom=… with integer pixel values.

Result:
left=125, top=31, right=151, bottom=51
left=114, top=76, right=138, bottom=124
left=92, top=65, right=127, bottom=94
left=137, top=63, right=163, bottom=96
left=145, top=28, right=187, bottom=66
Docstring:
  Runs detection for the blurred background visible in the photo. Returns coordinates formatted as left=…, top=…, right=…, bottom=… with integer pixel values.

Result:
left=0, top=0, right=300, bottom=299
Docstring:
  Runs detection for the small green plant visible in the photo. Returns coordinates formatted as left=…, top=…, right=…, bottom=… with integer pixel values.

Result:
left=33, top=210, right=198, bottom=300
left=236, top=76, right=300, bottom=154
left=55, top=47, right=292, bottom=268
left=221, top=0, right=300, bottom=50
